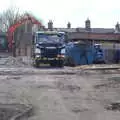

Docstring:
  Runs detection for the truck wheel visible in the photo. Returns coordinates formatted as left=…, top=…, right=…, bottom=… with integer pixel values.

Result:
left=58, top=60, right=64, bottom=67
left=50, top=62, right=56, bottom=67
left=50, top=60, right=58, bottom=67
left=65, top=57, right=75, bottom=67
left=100, top=61, right=105, bottom=64
left=59, top=64, right=64, bottom=67
left=34, top=61, right=39, bottom=68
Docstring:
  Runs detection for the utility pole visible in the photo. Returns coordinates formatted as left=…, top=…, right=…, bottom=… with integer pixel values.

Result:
left=12, top=32, right=16, bottom=57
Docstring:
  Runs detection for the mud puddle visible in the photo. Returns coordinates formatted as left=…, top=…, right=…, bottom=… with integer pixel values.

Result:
left=55, top=81, right=80, bottom=92
left=105, top=102, right=120, bottom=111
left=0, top=104, right=33, bottom=120
left=94, top=77, right=120, bottom=89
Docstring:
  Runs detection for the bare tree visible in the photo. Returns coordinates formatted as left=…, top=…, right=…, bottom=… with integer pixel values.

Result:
left=0, top=7, right=23, bottom=32
left=0, top=8, right=41, bottom=57
left=0, top=7, right=24, bottom=56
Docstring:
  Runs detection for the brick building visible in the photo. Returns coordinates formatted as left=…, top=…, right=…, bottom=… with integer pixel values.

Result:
left=15, top=19, right=120, bottom=63
left=48, top=19, right=120, bottom=63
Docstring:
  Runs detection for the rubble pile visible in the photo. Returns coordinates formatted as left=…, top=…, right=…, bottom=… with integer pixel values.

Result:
left=0, top=108, right=20, bottom=120
left=0, top=56, right=32, bottom=67
left=105, top=102, right=120, bottom=111
left=0, top=104, right=33, bottom=120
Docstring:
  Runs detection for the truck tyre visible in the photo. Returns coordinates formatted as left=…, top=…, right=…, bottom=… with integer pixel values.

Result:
left=34, top=61, right=39, bottom=68
left=58, top=60, right=64, bottom=67
left=64, top=57, right=75, bottom=67
left=59, top=63, right=64, bottom=67
left=50, top=61, right=56, bottom=67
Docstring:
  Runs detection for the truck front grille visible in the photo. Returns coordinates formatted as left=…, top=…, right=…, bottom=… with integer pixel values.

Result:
left=41, top=48, right=58, bottom=58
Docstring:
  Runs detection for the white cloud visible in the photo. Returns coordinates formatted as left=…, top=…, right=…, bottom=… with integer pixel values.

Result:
left=0, top=0, right=11, bottom=11
left=0, top=0, right=120, bottom=28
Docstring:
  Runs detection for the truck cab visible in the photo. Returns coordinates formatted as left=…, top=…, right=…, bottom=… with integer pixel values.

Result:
left=32, top=31, right=65, bottom=67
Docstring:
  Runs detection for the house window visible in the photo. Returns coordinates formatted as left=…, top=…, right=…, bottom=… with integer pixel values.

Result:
left=0, top=37, right=8, bottom=50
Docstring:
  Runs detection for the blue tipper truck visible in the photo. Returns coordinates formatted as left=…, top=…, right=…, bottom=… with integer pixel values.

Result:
left=93, top=44, right=105, bottom=64
left=64, top=42, right=105, bottom=66
left=32, top=31, right=66, bottom=67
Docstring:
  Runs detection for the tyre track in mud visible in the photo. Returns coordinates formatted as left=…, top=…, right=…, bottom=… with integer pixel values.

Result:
left=0, top=67, right=120, bottom=120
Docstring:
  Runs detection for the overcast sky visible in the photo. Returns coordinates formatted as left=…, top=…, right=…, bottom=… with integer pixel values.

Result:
left=1, top=0, right=120, bottom=28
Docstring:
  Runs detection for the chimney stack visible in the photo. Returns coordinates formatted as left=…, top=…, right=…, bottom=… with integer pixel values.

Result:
left=67, top=22, right=71, bottom=28
left=115, top=22, right=120, bottom=32
left=76, top=28, right=80, bottom=32
left=48, top=20, right=53, bottom=30
left=85, top=18, right=91, bottom=31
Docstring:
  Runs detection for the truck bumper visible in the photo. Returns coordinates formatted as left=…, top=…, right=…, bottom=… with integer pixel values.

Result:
left=93, top=59, right=105, bottom=64
left=33, top=57, right=64, bottom=64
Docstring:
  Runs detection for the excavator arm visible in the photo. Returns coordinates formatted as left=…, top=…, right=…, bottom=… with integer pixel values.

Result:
left=7, top=13, right=42, bottom=49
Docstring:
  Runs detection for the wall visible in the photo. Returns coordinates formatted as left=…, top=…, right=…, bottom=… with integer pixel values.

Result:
left=93, top=40, right=120, bottom=63
left=15, top=33, right=33, bottom=57
left=69, top=39, right=120, bottom=64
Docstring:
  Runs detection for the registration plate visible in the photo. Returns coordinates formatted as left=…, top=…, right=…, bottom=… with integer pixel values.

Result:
left=47, top=58, right=55, bottom=60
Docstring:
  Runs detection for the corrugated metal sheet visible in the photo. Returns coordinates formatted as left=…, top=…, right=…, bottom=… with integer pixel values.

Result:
left=68, top=32, right=120, bottom=41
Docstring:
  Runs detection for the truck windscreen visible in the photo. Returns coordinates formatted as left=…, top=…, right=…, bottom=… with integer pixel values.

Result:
left=37, top=34, right=64, bottom=43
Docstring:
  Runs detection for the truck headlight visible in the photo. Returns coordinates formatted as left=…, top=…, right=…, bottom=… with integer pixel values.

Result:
left=35, top=48, right=41, bottom=54
left=61, top=48, right=65, bottom=54
left=36, top=55, right=40, bottom=58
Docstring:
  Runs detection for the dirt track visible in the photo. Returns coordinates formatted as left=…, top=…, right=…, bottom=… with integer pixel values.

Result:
left=0, top=66, right=120, bottom=120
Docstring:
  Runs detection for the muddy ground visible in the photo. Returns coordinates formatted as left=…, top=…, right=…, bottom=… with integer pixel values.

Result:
left=0, top=60, right=120, bottom=119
